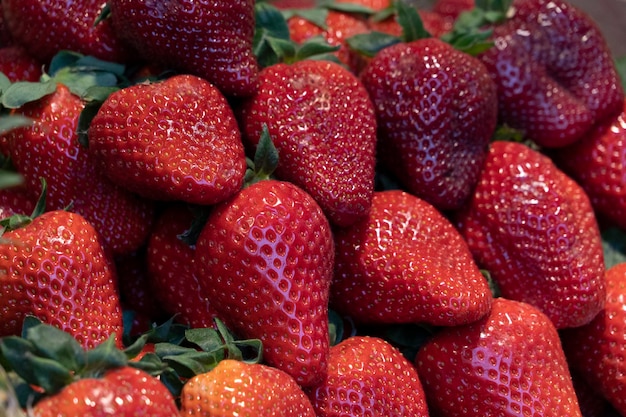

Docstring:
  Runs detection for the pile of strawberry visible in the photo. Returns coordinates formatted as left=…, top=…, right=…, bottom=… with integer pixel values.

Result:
left=0, top=0, right=626, bottom=415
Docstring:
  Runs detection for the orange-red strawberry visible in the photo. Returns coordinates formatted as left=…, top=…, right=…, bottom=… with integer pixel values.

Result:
left=107, top=0, right=258, bottom=97
left=238, top=60, right=377, bottom=227
left=306, top=336, right=429, bottom=416
left=33, top=367, right=180, bottom=417
left=194, top=179, right=334, bottom=387
left=1, top=0, right=130, bottom=64
left=360, top=37, right=497, bottom=211
left=456, top=140, right=606, bottom=329
left=88, top=74, right=247, bottom=206
left=331, top=190, right=492, bottom=327
left=0, top=210, right=123, bottom=349
left=416, top=297, right=583, bottom=417
left=180, top=359, right=315, bottom=416
left=549, top=99, right=626, bottom=231
left=560, top=262, right=626, bottom=416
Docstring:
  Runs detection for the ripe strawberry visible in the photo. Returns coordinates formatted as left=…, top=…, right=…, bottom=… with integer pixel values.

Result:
left=6, top=83, right=156, bottom=255
left=0, top=186, right=35, bottom=219
left=1, top=0, right=130, bottom=64
left=431, top=0, right=474, bottom=20
left=88, top=74, right=247, bottom=206
left=478, top=0, right=624, bottom=148
left=360, top=37, right=497, bottom=211
left=331, top=190, right=492, bottom=327
left=33, top=366, right=180, bottom=417
left=549, top=99, right=626, bottom=231
left=238, top=60, right=377, bottom=227
left=146, top=203, right=220, bottom=329
left=287, top=10, right=371, bottom=73
left=560, top=262, right=626, bottom=416
left=0, top=45, right=42, bottom=82
left=181, top=359, right=315, bottom=416
left=194, top=179, right=334, bottom=387
left=415, top=297, right=583, bottom=417
left=306, top=336, right=429, bottom=416
left=455, top=140, right=606, bottom=329
left=107, top=0, right=258, bottom=97
left=368, top=9, right=453, bottom=38
left=0, top=210, right=123, bottom=349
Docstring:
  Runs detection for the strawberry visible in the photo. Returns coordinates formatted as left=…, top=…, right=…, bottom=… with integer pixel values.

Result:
left=368, top=9, right=453, bottom=39
left=0, top=45, right=42, bottom=82
left=455, top=140, right=606, bottom=329
left=0, top=210, right=123, bottom=349
left=1, top=0, right=130, bottom=64
left=237, top=59, right=377, bottom=227
left=0, top=186, right=35, bottom=219
left=107, top=0, right=258, bottom=97
left=331, top=190, right=492, bottom=327
left=560, top=262, right=626, bottom=416
left=478, top=0, right=624, bottom=148
left=431, top=0, right=474, bottom=20
left=180, top=359, right=316, bottom=416
left=88, top=74, right=247, bottom=206
left=194, top=179, right=334, bottom=387
left=146, top=203, right=220, bottom=329
left=359, top=37, right=498, bottom=211
left=306, top=336, right=430, bottom=416
left=33, top=366, right=180, bottom=417
left=549, top=99, right=626, bottom=231
left=5, top=83, right=156, bottom=255
left=415, top=297, right=583, bottom=417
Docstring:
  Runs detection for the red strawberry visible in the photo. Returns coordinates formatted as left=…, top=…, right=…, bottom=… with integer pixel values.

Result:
left=415, top=297, right=583, bottom=417
left=331, top=190, right=492, bottom=327
left=336, top=0, right=390, bottom=9
left=238, top=60, right=377, bottom=227
left=181, top=359, right=315, bottom=416
left=549, top=99, right=626, bottom=231
left=360, top=37, right=498, bottom=211
left=146, top=203, right=220, bottom=329
left=194, top=179, right=334, bottom=387
left=0, top=45, right=42, bottom=82
left=368, top=9, right=454, bottom=38
left=0, top=186, right=35, bottom=219
left=88, top=74, right=247, bottom=206
left=1, top=0, right=130, bottom=64
left=6, top=83, right=156, bottom=255
left=0, top=210, right=123, bottom=349
left=560, top=262, right=626, bottom=416
left=456, top=140, right=606, bottom=329
left=107, top=0, right=258, bottom=97
left=478, top=0, right=624, bottom=148
left=287, top=10, right=371, bottom=73
left=306, top=336, right=429, bottom=416
left=431, top=0, right=474, bottom=20
left=33, top=366, right=179, bottom=417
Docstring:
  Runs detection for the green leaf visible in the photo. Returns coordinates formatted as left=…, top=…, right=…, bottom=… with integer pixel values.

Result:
left=256, top=2, right=291, bottom=41
left=48, top=51, right=83, bottom=76
left=82, top=336, right=127, bottom=378
left=0, top=72, right=12, bottom=94
left=321, top=0, right=375, bottom=15
left=184, top=327, right=223, bottom=353
left=395, top=0, right=430, bottom=42
left=129, top=352, right=170, bottom=376
left=177, top=205, right=211, bottom=246
left=74, top=55, right=126, bottom=77
left=254, top=2, right=298, bottom=67
left=345, top=31, right=401, bottom=58
left=328, top=309, right=344, bottom=346
left=615, top=56, right=626, bottom=93
left=245, top=124, right=280, bottom=186
left=1, top=80, right=57, bottom=109
left=602, top=227, right=626, bottom=269
left=156, top=344, right=223, bottom=378
left=0, top=115, right=33, bottom=136
left=0, top=170, right=24, bottom=189
left=77, top=100, right=104, bottom=148
left=24, top=322, right=85, bottom=372
left=53, top=68, right=118, bottom=98
left=294, top=35, right=341, bottom=61
left=282, top=8, right=329, bottom=29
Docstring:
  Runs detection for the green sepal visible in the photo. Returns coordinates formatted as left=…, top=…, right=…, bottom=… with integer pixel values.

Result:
left=481, top=269, right=501, bottom=298
left=0, top=79, right=57, bottom=109
left=0, top=170, right=24, bottom=190
left=254, top=2, right=296, bottom=68
left=328, top=309, right=345, bottom=346
left=154, top=343, right=222, bottom=379
left=0, top=115, right=33, bottom=135
left=319, top=0, right=375, bottom=15
left=395, top=0, right=431, bottom=43
left=281, top=8, right=329, bottom=30
left=244, top=124, right=280, bottom=187
left=615, top=56, right=626, bottom=93
left=77, top=100, right=104, bottom=148
left=129, top=352, right=171, bottom=376
left=214, top=318, right=262, bottom=363
left=48, top=51, right=125, bottom=79
left=293, top=35, right=341, bottom=62
left=82, top=336, right=128, bottom=378
left=184, top=328, right=224, bottom=354
left=602, top=227, right=626, bottom=269
left=177, top=205, right=212, bottom=247
left=345, top=31, right=401, bottom=58
left=23, top=321, right=86, bottom=372
left=94, top=2, right=111, bottom=26
left=0, top=176, right=46, bottom=230
left=0, top=73, right=12, bottom=96
left=370, top=4, right=396, bottom=23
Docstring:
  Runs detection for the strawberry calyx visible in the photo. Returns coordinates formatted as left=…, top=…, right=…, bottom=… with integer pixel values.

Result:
left=244, top=124, right=280, bottom=187
left=280, top=0, right=376, bottom=30
left=254, top=2, right=341, bottom=68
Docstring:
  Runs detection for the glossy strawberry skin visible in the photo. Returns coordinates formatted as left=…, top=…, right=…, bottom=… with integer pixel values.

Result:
left=146, top=204, right=220, bottom=329
left=181, top=359, right=315, bottom=416
left=0, top=186, right=35, bottom=219
left=332, top=190, right=492, bottom=327
left=415, top=297, right=582, bottom=417
left=560, top=263, right=626, bottom=416
left=456, top=140, right=606, bottom=329
left=0, top=210, right=123, bottom=349
left=6, top=84, right=156, bottom=255
left=33, top=367, right=180, bottom=417
left=306, top=336, right=429, bottom=417
left=194, top=180, right=334, bottom=387
left=238, top=60, right=377, bottom=227
left=2, top=0, right=129, bottom=64
left=88, top=74, right=247, bottom=206
left=0, top=45, right=42, bottom=82
left=478, top=0, right=624, bottom=148
left=360, top=37, right=497, bottom=211
left=549, top=100, right=626, bottom=230
left=108, top=0, right=258, bottom=97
